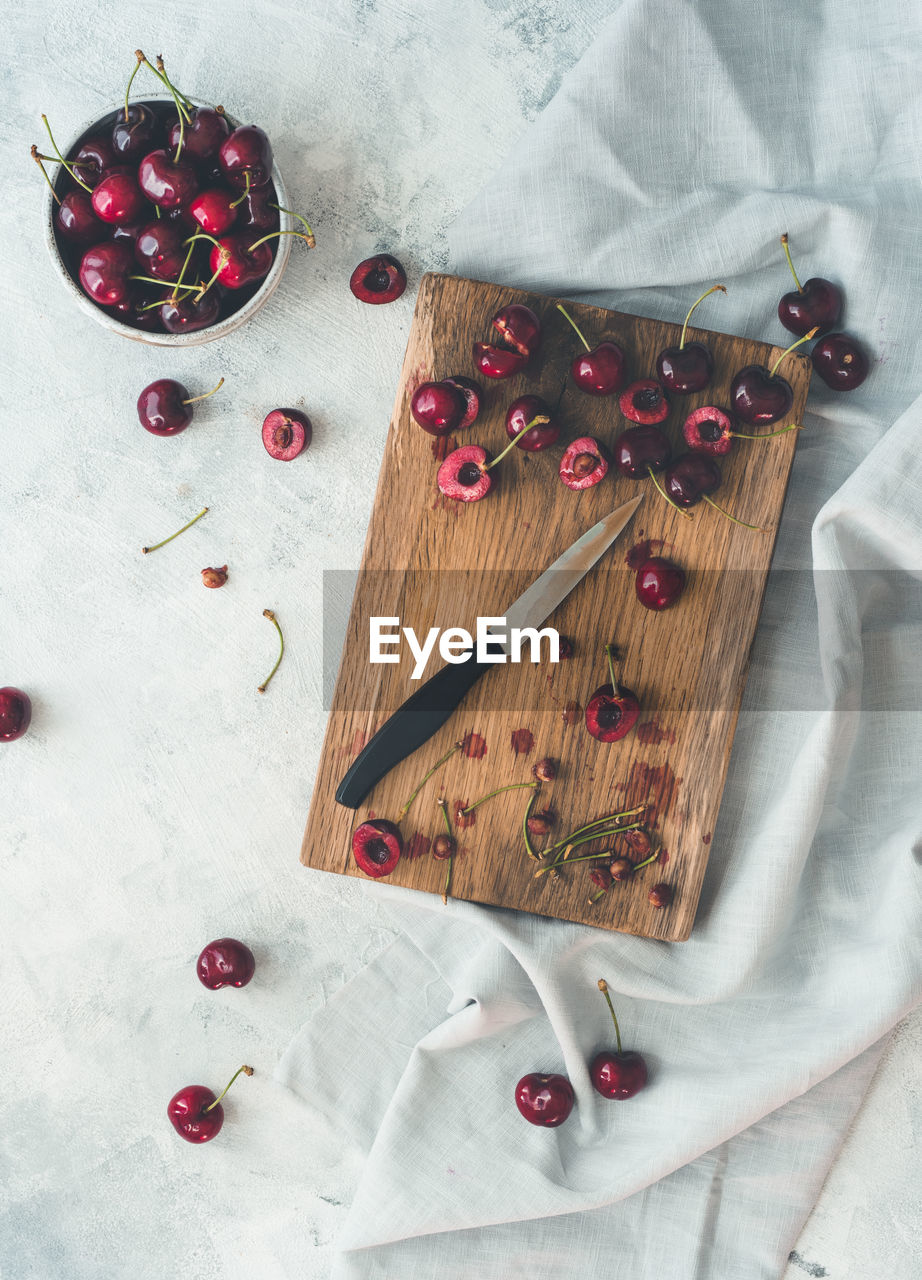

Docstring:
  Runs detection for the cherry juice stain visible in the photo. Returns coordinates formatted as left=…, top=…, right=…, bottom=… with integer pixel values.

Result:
left=406, top=832, right=431, bottom=860
left=562, top=700, right=582, bottom=727
left=702, top=832, right=712, bottom=845
left=613, top=759, right=680, bottom=832
left=461, top=731, right=487, bottom=759
left=636, top=720, right=677, bottom=746
left=348, top=728, right=369, bottom=756
left=454, top=800, right=475, bottom=829
left=511, top=728, right=534, bottom=756
left=626, top=537, right=670, bottom=570
left=431, top=434, right=458, bottom=462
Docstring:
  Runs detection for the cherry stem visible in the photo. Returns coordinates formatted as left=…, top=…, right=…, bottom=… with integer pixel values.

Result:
left=182, top=377, right=224, bottom=406
left=257, top=610, right=284, bottom=693
left=171, top=240, right=198, bottom=301
left=460, top=780, right=537, bottom=816
left=605, top=642, right=619, bottom=693
left=679, top=284, right=725, bottom=351
left=202, top=1064, right=254, bottom=1113
left=597, top=978, right=622, bottom=1054
left=542, top=803, right=650, bottom=856
left=632, top=847, right=661, bottom=871
left=731, top=421, right=803, bottom=440
left=123, top=50, right=144, bottom=121
left=484, top=416, right=546, bottom=472
left=589, top=887, right=608, bottom=904
left=398, top=741, right=462, bottom=819
left=142, top=506, right=208, bottom=554
left=437, top=798, right=454, bottom=904
left=647, top=465, right=694, bottom=520
left=780, top=233, right=803, bottom=293
left=270, top=204, right=316, bottom=248
left=702, top=494, right=768, bottom=533
left=523, top=787, right=540, bottom=861
left=184, top=232, right=224, bottom=252
left=194, top=259, right=225, bottom=301
left=228, top=172, right=251, bottom=208
left=539, top=825, right=643, bottom=874
left=31, top=146, right=61, bottom=205
left=41, top=115, right=91, bottom=192
left=155, top=55, right=192, bottom=124
left=555, top=303, right=591, bottom=352
left=247, top=229, right=315, bottom=253
left=769, top=328, right=818, bottom=378
left=129, top=274, right=199, bottom=292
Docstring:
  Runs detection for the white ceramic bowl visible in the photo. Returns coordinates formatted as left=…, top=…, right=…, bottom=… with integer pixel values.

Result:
left=43, top=93, right=292, bottom=346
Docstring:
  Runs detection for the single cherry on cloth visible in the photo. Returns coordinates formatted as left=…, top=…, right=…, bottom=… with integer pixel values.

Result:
left=504, top=395, right=560, bottom=451
left=0, top=687, right=32, bottom=742
left=585, top=644, right=640, bottom=743
left=559, top=437, right=609, bottom=491
left=55, top=190, right=100, bottom=244
left=731, top=328, right=816, bottom=426
left=188, top=189, right=237, bottom=236
left=79, top=240, right=135, bottom=306
left=196, top=938, right=255, bottom=988
left=635, top=557, right=686, bottom=610
left=778, top=233, right=842, bottom=337
left=683, top=405, right=802, bottom=457
left=590, top=978, right=648, bottom=1100
left=138, top=149, right=199, bottom=210
left=411, top=381, right=469, bottom=435
left=219, top=125, right=273, bottom=189
left=472, top=303, right=541, bottom=379
left=137, top=376, right=224, bottom=436
left=112, top=103, right=159, bottom=160
left=556, top=303, right=626, bottom=395
left=352, top=818, right=403, bottom=877
left=656, top=284, right=726, bottom=394
left=167, top=1065, right=253, bottom=1144
left=349, top=255, right=407, bottom=304
left=812, top=333, right=870, bottom=391
left=262, top=408, right=311, bottom=460
left=619, top=379, right=669, bottom=425
left=168, top=106, right=230, bottom=160
left=614, top=424, right=671, bottom=478
left=91, top=171, right=147, bottom=225
left=514, top=1072, right=575, bottom=1127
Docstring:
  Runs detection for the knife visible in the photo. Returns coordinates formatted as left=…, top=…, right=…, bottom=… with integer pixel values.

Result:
left=334, top=495, right=642, bottom=809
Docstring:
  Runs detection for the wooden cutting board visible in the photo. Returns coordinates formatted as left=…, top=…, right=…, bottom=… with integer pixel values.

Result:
left=300, top=272, right=810, bottom=941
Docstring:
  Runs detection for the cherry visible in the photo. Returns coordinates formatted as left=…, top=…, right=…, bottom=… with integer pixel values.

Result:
left=168, top=106, right=230, bottom=161
left=219, top=125, right=273, bottom=189
left=559, top=436, right=609, bottom=491
left=635, top=557, right=685, bottom=610
left=189, top=189, right=237, bottom=236
left=812, top=333, right=870, bottom=390
left=778, top=233, right=842, bottom=337
left=349, top=254, right=407, bottom=304
left=585, top=645, right=640, bottom=742
left=514, top=1072, right=574, bottom=1127
left=262, top=408, right=311, bottom=460
left=79, top=240, right=134, bottom=306
left=208, top=233, right=273, bottom=289
left=492, top=304, right=541, bottom=357
left=656, top=284, right=725, bottom=394
left=137, top=377, right=224, bottom=436
left=504, top=395, right=559, bottom=451
left=683, top=404, right=801, bottom=457
left=0, top=687, right=32, bottom=742
left=72, top=135, right=116, bottom=186
left=201, top=566, right=229, bottom=588
left=441, top=376, right=482, bottom=428
left=352, top=818, right=402, bottom=878
left=556, top=304, right=626, bottom=395
left=590, top=978, right=648, bottom=1100
left=237, top=186, right=280, bottom=232
left=663, top=453, right=720, bottom=508
left=55, top=190, right=100, bottom=244
left=108, top=287, right=165, bottom=332
left=619, top=378, right=669, bottom=424
left=532, top=758, right=557, bottom=782
left=160, top=290, right=221, bottom=334
left=91, top=172, right=147, bottom=225
left=614, top=424, right=671, bottom=477
left=134, top=222, right=188, bottom=281
left=472, top=343, right=527, bottom=380
left=731, top=329, right=816, bottom=425
left=167, top=1065, right=253, bottom=1144
left=649, top=882, right=673, bottom=909
left=112, top=104, right=159, bottom=160
left=138, top=149, right=198, bottom=209
left=196, top=938, right=255, bottom=988
left=411, top=381, right=468, bottom=435
left=437, top=444, right=493, bottom=502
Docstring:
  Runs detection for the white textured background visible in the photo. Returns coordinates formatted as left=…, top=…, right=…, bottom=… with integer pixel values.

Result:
left=1, top=1, right=918, bottom=1277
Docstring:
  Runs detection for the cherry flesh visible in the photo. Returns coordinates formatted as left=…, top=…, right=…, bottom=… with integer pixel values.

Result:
left=778, top=234, right=842, bottom=337
left=352, top=818, right=403, bottom=877
left=505, top=395, right=560, bottom=451
left=682, top=406, right=734, bottom=456
left=196, top=938, right=255, bottom=988
left=514, top=1072, right=574, bottom=1127
left=635, top=557, right=686, bottom=610
left=411, top=381, right=468, bottom=435
left=656, top=284, right=725, bottom=395
left=79, top=241, right=134, bottom=306
left=441, top=376, right=482, bottom=428
left=137, top=379, right=193, bottom=436
left=586, top=646, right=640, bottom=742
left=438, top=444, right=493, bottom=502
left=55, top=190, right=99, bottom=243
left=0, top=687, right=32, bottom=741
left=138, top=149, right=198, bottom=209
left=262, top=409, right=311, bottom=460
left=219, top=125, right=273, bottom=189
left=90, top=172, right=147, bottom=225
left=492, top=304, right=541, bottom=358
left=559, top=437, right=609, bottom=490
left=614, top=425, right=671, bottom=477
left=349, top=255, right=407, bottom=304
left=168, top=106, right=230, bottom=161
left=112, top=104, right=159, bottom=160
left=590, top=979, right=648, bottom=1100
left=189, top=189, right=237, bottom=236
left=664, top=453, right=721, bottom=507
left=812, top=333, right=869, bottom=390
left=619, top=379, right=669, bottom=425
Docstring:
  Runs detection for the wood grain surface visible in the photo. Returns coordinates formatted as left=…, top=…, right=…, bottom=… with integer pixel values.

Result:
left=300, top=273, right=811, bottom=940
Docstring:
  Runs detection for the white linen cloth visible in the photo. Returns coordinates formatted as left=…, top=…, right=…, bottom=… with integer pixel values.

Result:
left=278, top=1, right=922, bottom=1274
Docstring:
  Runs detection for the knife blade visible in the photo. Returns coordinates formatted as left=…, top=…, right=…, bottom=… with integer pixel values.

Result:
left=334, top=495, right=642, bottom=808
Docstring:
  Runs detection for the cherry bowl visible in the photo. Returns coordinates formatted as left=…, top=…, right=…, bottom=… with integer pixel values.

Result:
left=43, top=93, right=293, bottom=347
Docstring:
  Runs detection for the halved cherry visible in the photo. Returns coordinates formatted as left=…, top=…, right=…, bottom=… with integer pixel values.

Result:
left=559, top=437, right=609, bottom=491
left=262, top=409, right=311, bottom=460
left=492, top=303, right=541, bottom=357
left=437, top=444, right=493, bottom=502
left=442, top=376, right=482, bottom=428
left=619, top=379, right=669, bottom=424
left=352, top=819, right=402, bottom=878
left=473, top=342, right=527, bottom=380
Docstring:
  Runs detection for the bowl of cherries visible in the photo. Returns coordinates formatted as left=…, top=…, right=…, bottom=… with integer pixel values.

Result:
left=36, top=52, right=315, bottom=346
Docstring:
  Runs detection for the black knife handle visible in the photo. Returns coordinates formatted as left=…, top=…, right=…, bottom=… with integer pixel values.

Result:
left=334, top=656, right=491, bottom=809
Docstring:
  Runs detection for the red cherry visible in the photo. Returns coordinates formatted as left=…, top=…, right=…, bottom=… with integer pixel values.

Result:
left=614, top=425, right=671, bottom=477
left=167, top=1065, right=253, bottom=1143
left=90, top=172, right=147, bottom=225
left=437, top=444, right=492, bottom=503
left=209, top=234, right=273, bottom=289
left=188, top=188, right=237, bottom=236
left=134, top=222, right=188, bottom=282
left=559, top=437, right=609, bottom=490
left=55, top=190, right=101, bottom=243
left=635, top=557, right=686, bottom=610
left=590, top=979, right=648, bottom=1100
left=811, top=333, right=869, bottom=390
left=655, top=285, right=726, bottom=395
left=411, top=381, right=468, bottom=435
left=138, top=149, right=199, bottom=210
left=78, top=240, right=134, bottom=306
left=584, top=645, right=640, bottom=742
left=352, top=819, right=402, bottom=877
left=196, top=938, right=255, bottom=988
left=349, top=255, right=407, bottom=304
left=261, top=409, right=311, bottom=460
left=557, top=303, right=627, bottom=395
left=168, top=106, right=231, bottom=161
left=491, top=303, right=541, bottom=357
left=514, top=1072, right=574, bottom=1126
left=218, top=125, right=273, bottom=189
left=777, top=235, right=842, bottom=337
left=0, top=687, right=32, bottom=741
left=504, top=395, right=560, bottom=451
left=472, top=342, right=527, bottom=380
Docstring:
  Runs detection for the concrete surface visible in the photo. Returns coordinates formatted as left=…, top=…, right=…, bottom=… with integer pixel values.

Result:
left=1, top=1, right=918, bottom=1276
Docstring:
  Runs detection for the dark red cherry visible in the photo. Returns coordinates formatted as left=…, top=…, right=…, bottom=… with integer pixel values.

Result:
left=731, top=330, right=814, bottom=425
left=209, top=234, right=273, bottom=289
left=437, top=444, right=492, bottom=502
left=559, top=437, right=609, bottom=490
left=352, top=818, right=402, bottom=877
left=219, top=125, right=273, bottom=189
left=614, top=425, right=671, bottom=477
left=664, top=453, right=721, bottom=507
left=619, top=379, right=669, bottom=424
left=811, top=333, right=869, bottom=391
left=79, top=240, right=134, bottom=306
left=492, top=304, right=541, bottom=357
left=137, top=379, right=194, bottom=436
left=411, top=381, right=468, bottom=435
left=71, top=135, right=116, bottom=187
left=557, top=303, right=626, bottom=395
left=55, top=190, right=100, bottom=243
left=656, top=284, right=725, bottom=394
left=159, top=290, right=221, bottom=333
left=196, top=938, right=256, bottom=989
left=107, top=287, right=165, bottom=332
left=349, top=255, right=407, bottom=304
left=514, top=1073, right=574, bottom=1127
left=138, top=149, right=198, bottom=209
left=91, top=172, right=147, bottom=225
left=112, top=104, right=159, bottom=159
left=188, top=188, right=237, bottom=236
left=585, top=684, right=640, bottom=741
left=0, top=687, right=32, bottom=741
left=472, top=343, right=526, bottom=380
left=237, top=185, right=280, bottom=232
left=167, top=1065, right=252, bottom=1144
left=134, top=222, right=188, bottom=281
left=262, top=409, right=311, bottom=460
left=441, top=376, right=482, bottom=428
left=168, top=106, right=231, bottom=160
left=590, top=978, right=648, bottom=1099
left=504, top=394, right=559, bottom=451
left=635, top=557, right=686, bottom=610
left=778, top=235, right=842, bottom=337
